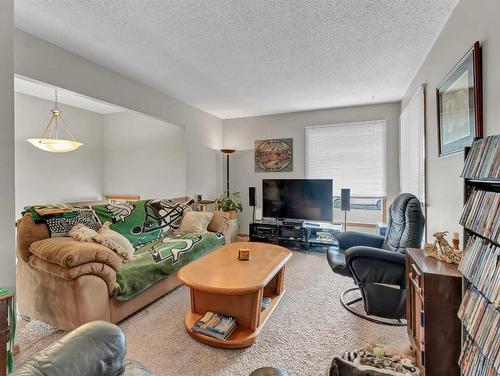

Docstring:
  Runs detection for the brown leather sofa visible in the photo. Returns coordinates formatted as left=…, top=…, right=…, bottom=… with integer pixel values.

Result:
left=16, top=212, right=222, bottom=331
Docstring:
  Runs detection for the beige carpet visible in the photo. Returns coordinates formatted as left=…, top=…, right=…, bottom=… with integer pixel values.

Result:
left=15, top=251, right=408, bottom=376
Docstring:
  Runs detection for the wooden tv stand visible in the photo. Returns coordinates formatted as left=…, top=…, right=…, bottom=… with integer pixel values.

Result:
left=249, top=220, right=341, bottom=252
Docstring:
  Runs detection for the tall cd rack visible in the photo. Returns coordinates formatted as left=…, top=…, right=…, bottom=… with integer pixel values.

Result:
left=458, top=134, right=500, bottom=376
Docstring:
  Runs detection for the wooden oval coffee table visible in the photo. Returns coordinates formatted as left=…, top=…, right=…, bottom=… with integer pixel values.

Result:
left=177, top=242, right=292, bottom=349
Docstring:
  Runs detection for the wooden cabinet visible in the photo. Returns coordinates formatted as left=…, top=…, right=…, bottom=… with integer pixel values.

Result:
left=0, top=293, right=13, bottom=376
left=406, top=248, right=462, bottom=376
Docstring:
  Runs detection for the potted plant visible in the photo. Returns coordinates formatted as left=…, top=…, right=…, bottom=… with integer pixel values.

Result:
left=216, top=192, right=243, bottom=219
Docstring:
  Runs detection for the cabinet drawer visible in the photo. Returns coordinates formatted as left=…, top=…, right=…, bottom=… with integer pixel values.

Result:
left=408, top=262, right=424, bottom=298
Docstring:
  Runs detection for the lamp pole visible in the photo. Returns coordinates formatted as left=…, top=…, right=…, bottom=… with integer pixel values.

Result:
left=225, top=153, right=230, bottom=197
left=220, top=149, right=236, bottom=197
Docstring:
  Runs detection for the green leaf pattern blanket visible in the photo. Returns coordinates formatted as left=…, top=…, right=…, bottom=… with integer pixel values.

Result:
left=91, top=199, right=224, bottom=301
left=23, top=198, right=224, bottom=301
left=114, top=232, right=224, bottom=301
left=92, top=199, right=193, bottom=249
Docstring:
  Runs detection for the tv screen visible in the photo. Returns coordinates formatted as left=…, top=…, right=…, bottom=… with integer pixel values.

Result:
left=262, top=179, right=333, bottom=221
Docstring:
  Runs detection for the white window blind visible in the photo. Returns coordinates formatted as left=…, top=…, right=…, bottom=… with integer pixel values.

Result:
left=399, top=86, right=425, bottom=203
left=305, top=120, right=387, bottom=196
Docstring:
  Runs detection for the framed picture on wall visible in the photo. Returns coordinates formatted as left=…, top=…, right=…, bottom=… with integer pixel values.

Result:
left=255, top=138, right=293, bottom=172
left=436, top=41, right=482, bottom=157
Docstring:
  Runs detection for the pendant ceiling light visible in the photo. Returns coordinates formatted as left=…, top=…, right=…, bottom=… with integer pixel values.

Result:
left=27, top=88, right=83, bottom=153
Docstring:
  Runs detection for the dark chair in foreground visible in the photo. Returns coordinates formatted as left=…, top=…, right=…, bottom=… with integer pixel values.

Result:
left=327, top=193, right=424, bottom=326
left=15, top=321, right=153, bottom=376
left=15, top=320, right=288, bottom=376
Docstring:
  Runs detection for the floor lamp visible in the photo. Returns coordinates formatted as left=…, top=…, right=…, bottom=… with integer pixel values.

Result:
left=220, top=149, right=236, bottom=197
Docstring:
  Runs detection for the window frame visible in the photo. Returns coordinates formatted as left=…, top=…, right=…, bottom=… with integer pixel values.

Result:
left=305, top=119, right=388, bottom=198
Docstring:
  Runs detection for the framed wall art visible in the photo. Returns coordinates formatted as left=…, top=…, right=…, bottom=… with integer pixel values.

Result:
left=436, top=41, right=482, bottom=157
left=255, top=138, right=293, bottom=172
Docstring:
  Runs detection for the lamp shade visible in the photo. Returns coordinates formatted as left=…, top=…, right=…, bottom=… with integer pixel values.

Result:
left=26, top=89, right=82, bottom=153
left=27, top=138, right=83, bottom=153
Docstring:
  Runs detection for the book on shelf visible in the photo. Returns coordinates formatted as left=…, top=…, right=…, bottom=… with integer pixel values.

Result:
left=192, top=311, right=237, bottom=341
left=459, top=189, right=500, bottom=243
left=459, top=134, right=500, bottom=376
left=460, top=336, right=499, bottom=376
left=462, top=134, right=500, bottom=179
left=261, top=297, right=272, bottom=311
left=457, top=287, right=500, bottom=372
left=459, top=235, right=500, bottom=308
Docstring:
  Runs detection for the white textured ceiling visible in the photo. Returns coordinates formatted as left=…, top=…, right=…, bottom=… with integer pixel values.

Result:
left=15, top=76, right=126, bottom=115
left=15, top=0, right=458, bottom=119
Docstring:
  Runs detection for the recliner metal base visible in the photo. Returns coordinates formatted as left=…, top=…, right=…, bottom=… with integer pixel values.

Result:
left=340, top=287, right=407, bottom=327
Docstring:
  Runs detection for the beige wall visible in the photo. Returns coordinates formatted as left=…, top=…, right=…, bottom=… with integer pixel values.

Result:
left=14, top=29, right=223, bottom=200
left=223, top=102, right=401, bottom=232
left=15, top=93, right=190, bottom=212
left=103, top=111, right=186, bottom=199
left=0, top=0, right=15, bottom=288
left=401, top=0, right=500, bottom=239
left=15, top=93, right=104, bottom=216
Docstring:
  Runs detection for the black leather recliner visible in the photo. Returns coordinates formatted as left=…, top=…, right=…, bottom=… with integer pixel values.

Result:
left=327, top=193, right=424, bottom=324
left=15, top=320, right=289, bottom=376
left=15, top=321, right=154, bottom=376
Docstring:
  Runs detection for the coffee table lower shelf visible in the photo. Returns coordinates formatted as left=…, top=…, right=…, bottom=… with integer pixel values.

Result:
left=184, top=290, right=285, bottom=349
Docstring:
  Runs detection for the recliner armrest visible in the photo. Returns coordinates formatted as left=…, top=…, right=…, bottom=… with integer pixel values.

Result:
left=345, top=246, right=406, bottom=287
left=345, top=246, right=406, bottom=265
left=15, top=321, right=126, bottom=376
left=336, top=231, right=385, bottom=250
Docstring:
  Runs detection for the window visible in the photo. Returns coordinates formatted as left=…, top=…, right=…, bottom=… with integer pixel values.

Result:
left=305, top=120, right=387, bottom=197
left=399, top=86, right=425, bottom=203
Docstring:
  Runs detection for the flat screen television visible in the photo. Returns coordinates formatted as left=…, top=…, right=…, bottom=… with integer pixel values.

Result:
left=262, top=179, right=333, bottom=221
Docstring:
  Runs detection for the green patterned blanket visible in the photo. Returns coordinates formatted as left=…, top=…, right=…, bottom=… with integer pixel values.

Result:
left=22, top=198, right=221, bottom=301
left=23, top=198, right=196, bottom=242
left=114, top=231, right=225, bottom=301
left=92, top=198, right=195, bottom=249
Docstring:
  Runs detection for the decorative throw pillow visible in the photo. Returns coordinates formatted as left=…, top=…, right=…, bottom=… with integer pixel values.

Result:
left=207, top=211, right=230, bottom=234
left=46, top=208, right=101, bottom=237
left=68, top=224, right=98, bottom=243
left=97, top=222, right=135, bottom=260
left=178, top=211, right=213, bottom=234
left=69, top=223, right=135, bottom=262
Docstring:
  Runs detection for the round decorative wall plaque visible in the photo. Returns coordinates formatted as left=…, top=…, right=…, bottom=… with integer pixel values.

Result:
left=255, top=138, right=293, bottom=172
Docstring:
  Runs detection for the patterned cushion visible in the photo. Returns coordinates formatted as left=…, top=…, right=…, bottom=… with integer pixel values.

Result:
left=178, top=212, right=213, bottom=234
left=45, top=209, right=101, bottom=237
left=207, top=211, right=230, bottom=234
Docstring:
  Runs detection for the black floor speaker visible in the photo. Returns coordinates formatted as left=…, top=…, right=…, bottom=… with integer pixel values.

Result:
left=249, top=187, right=256, bottom=207
left=341, top=188, right=351, bottom=211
